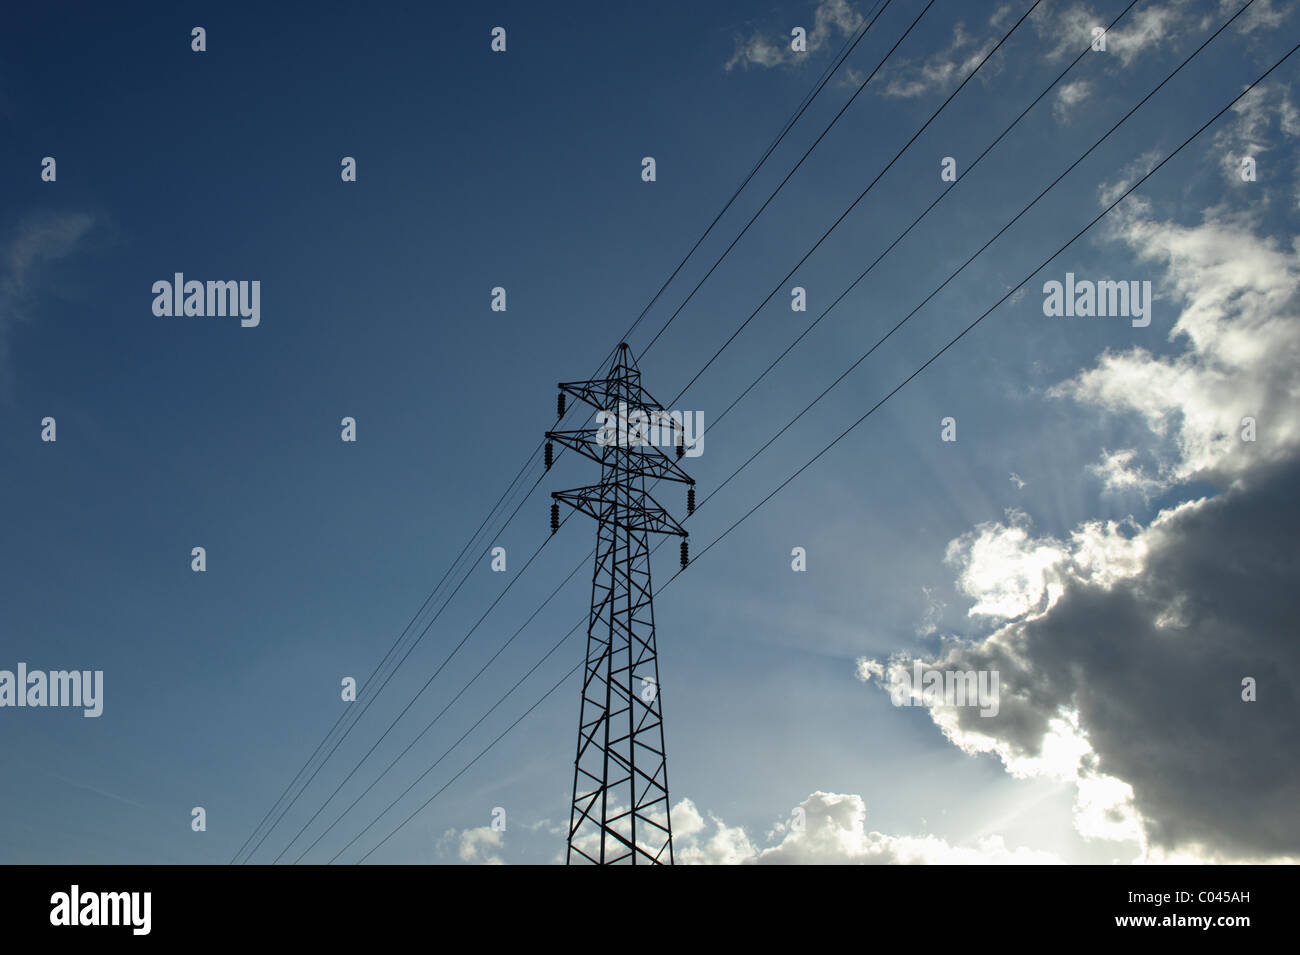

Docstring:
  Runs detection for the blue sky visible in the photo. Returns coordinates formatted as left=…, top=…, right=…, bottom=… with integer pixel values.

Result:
left=2, top=0, right=1297, bottom=864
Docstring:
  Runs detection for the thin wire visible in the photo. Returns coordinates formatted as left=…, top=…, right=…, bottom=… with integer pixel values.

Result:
left=346, top=38, right=1297, bottom=864
left=660, top=0, right=1046, bottom=401
left=236, top=1, right=893, bottom=862
left=636, top=0, right=942, bottom=361
left=287, top=0, right=1137, bottom=861
left=238, top=0, right=897, bottom=862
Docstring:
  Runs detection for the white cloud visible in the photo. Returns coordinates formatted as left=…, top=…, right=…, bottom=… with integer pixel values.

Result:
left=674, top=792, right=1063, bottom=864
left=1211, top=81, right=1300, bottom=191
left=857, top=200, right=1300, bottom=862
left=1031, top=3, right=1105, bottom=62
left=1031, top=1, right=1289, bottom=72
left=725, top=0, right=864, bottom=72
left=673, top=798, right=760, bottom=864
left=1032, top=2, right=1188, bottom=68
left=1052, top=78, right=1092, bottom=124
left=915, top=584, right=946, bottom=637
left=1087, top=448, right=1165, bottom=499
left=1217, top=0, right=1295, bottom=34
left=1105, top=4, right=1183, bottom=67
left=439, top=825, right=505, bottom=864
left=1053, top=205, right=1300, bottom=488
left=878, top=17, right=1002, bottom=99
left=942, top=509, right=1072, bottom=620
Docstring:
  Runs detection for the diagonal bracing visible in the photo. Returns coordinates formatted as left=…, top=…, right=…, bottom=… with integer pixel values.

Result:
left=547, top=343, right=691, bottom=865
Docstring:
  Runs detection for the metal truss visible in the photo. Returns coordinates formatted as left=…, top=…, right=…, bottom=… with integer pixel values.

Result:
left=546, top=343, right=692, bottom=865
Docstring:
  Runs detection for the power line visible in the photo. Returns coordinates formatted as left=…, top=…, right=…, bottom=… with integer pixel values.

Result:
left=264, top=0, right=1246, bottom=863
left=685, top=0, right=1262, bottom=522
left=676, top=38, right=1295, bottom=580
left=239, top=465, right=557, bottom=863
left=226, top=446, right=542, bottom=864
left=235, top=2, right=894, bottom=862
left=657, top=0, right=1045, bottom=399
left=355, top=657, right=585, bottom=865
left=257, top=0, right=1026, bottom=862
left=636, top=0, right=940, bottom=360
left=618, top=0, right=892, bottom=349
left=285, top=521, right=590, bottom=863
left=273, top=0, right=1126, bottom=861
left=705, top=0, right=1145, bottom=434
left=334, top=25, right=1294, bottom=866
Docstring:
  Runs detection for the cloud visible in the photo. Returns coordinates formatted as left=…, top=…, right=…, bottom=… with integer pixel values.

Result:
left=1032, top=2, right=1186, bottom=68
left=915, top=584, right=946, bottom=637
left=1218, top=0, right=1295, bottom=34
left=0, top=211, right=94, bottom=381
left=1087, top=448, right=1165, bottom=500
left=1030, top=2, right=1104, bottom=62
left=857, top=206, right=1300, bottom=863
left=439, top=825, right=505, bottom=864
left=1052, top=78, right=1093, bottom=124
left=674, top=792, right=1063, bottom=864
left=1096, top=149, right=1166, bottom=207
left=1032, top=0, right=1296, bottom=73
left=1033, top=0, right=1297, bottom=90
left=1054, top=205, right=1300, bottom=487
left=864, top=463, right=1300, bottom=861
left=1103, top=3, right=1185, bottom=67
left=559, top=793, right=1055, bottom=864
left=725, top=0, right=863, bottom=71
left=877, top=13, right=1007, bottom=99
left=943, top=508, right=1074, bottom=620
left=672, top=798, right=760, bottom=864
left=1210, top=81, right=1300, bottom=192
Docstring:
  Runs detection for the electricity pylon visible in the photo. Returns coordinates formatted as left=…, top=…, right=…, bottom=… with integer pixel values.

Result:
left=545, top=343, right=694, bottom=864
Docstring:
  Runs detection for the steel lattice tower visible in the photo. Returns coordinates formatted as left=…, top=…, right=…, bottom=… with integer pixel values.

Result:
left=545, top=343, right=694, bottom=864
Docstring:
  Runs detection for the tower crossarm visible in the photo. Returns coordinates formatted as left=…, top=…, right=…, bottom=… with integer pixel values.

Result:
left=545, top=428, right=695, bottom=485
left=549, top=342, right=684, bottom=865
left=544, top=428, right=608, bottom=469
left=557, top=378, right=668, bottom=418
left=551, top=485, right=689, bottom=537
